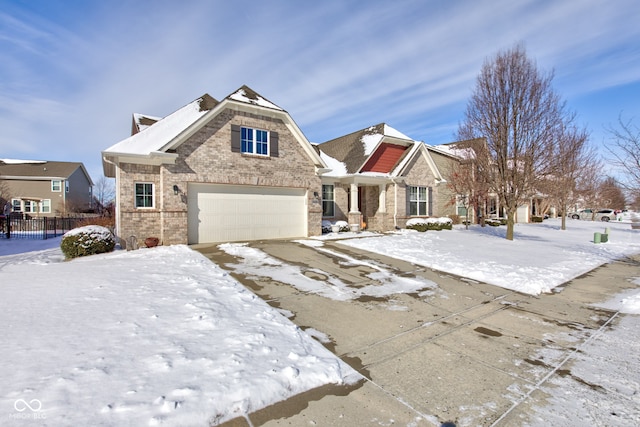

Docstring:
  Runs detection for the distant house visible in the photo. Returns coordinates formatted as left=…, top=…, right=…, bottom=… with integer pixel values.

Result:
left=316, top=124, right=449, bottom=231
left=102, top=86, right=327, bottom=247
left=0, top=159, right=94, bottom=217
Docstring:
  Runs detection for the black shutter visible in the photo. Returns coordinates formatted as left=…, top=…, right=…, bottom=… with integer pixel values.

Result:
left=231, top=124, right=241, bottom=152
left=428, top=187, right=433, bottom=216
left=270, top=131, right=279, bottom=157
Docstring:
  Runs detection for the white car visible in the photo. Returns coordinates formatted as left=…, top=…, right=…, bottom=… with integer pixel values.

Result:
left=570, top=209, right=617, bottom=222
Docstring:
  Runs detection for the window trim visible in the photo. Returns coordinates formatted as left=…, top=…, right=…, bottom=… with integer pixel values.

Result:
left=240, top=126, right=270, bottom=156
left=322, top=184, right=335, bottom=217
left=409, top=185, right=428, bottom=216
left=51, top=180, right=62, bottom=192
left=41, top=199, right=51, bottom=214
left=135, top=182, right=155, bottom=209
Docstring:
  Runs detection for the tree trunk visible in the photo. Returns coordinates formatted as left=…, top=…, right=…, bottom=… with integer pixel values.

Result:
left=506, top=210, right=516, bottom=240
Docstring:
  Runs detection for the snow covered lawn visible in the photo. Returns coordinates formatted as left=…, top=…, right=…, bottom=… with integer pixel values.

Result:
left=1, top=218, right=639, bottom=426
left=0, top=243, right=357, bottom=426
left=338, top=219, right=640, bottom=295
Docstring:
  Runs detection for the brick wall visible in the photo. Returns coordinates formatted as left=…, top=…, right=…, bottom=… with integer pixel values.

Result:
left=116, top=109, right=322, bottom=246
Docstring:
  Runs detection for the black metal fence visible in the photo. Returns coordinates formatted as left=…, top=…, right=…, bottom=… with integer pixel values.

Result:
left=0, top=215, right=84, bottom=240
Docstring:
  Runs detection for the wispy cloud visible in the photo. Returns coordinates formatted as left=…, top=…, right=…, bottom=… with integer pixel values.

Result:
left=0, top=0, right=638, bottom=180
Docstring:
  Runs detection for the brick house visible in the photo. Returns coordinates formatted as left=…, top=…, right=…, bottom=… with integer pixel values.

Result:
left=102, top=86, right=327, bottom=247
left=316, top=124, right=449, bottom=231
left=0, top=159, right=94, bottom=217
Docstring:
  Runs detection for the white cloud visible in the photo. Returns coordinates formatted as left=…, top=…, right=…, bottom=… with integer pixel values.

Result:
left=0, top=0, right=639, bottom=182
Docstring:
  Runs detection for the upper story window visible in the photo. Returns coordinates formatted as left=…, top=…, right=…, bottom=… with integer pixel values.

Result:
left=65, top=181, right=69, bottom=192
left=322, top=184, right=335, bottom=217
left=231, top=124, right=279, bottom=157
left=52, top=180, right=62, bottom=192
left=135, top=183, right=154, bottom=208
left=241, top=127, right=269, bottom=156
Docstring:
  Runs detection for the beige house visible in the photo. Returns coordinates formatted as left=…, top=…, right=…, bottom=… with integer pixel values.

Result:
left=317, top=124, right=448, bottom=231
left=102, top=86, right=327, bottom=247
left=0, top=159, right=94, bottom=217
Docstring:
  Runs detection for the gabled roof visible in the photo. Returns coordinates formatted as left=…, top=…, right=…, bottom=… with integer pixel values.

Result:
left=102, top=86, right=325, bottom=177
left=0, top=159, right=93, bottom=185
left=131, top=113, right=161, bottom=135
left=104, top=94, right=218, bottom=157
left=430, top=138, right=485, bottom=161
left=226, top=85, right=283, bottom=111
left=318, top=123, right=413, bottom=175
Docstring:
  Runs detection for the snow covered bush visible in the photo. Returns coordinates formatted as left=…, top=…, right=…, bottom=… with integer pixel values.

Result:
left=61, top=225, right=116, bottom=259
left=485, top=218, right=506, bottom=226
left=322, top=220, right=333, bottom=233
left=335, top=220, right=350, bottom=232
left=406, top=217, right=453, bottom=232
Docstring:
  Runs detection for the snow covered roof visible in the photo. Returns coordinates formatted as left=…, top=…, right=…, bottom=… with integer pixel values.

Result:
left=430, top=138, right=484, bottom=160
left=319, top=151, right=348, bottom=177
left=102, top=85, right=325, bottom=177
left=0, top=159, right=46, bottom=165
left=227, top=85, right=283, bottom=110
left=318, top=123, right=415, bottom=175
left=104, top=94, right=218, bottom=156
left=132, top=113, right=161, bottom=134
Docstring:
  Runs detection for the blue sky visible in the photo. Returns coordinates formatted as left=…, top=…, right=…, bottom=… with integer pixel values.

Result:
left=1, top=0, right=639, bottom=182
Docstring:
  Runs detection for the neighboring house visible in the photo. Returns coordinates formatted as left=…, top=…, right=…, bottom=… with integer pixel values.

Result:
left=0, top=159, right=94, bottom=217
left=102, top=86, right=327, bottom=247
left=316, top=123, right=447, bottom=231
left=432, top=140, right=553, bottom=224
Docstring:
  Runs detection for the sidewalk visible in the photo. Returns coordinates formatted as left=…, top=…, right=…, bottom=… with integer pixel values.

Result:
left=195, top=240, right=640, bottom=426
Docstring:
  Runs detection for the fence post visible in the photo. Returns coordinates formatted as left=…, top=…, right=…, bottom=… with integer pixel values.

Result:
left=6, top=216, right=10, bottom=239
left=43, top=217, right=47, bottom=240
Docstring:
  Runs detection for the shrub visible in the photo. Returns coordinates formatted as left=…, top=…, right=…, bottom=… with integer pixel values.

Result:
left=531, top=216, right=544, bottom=223
left=406, top=217, right=453, bottom=232
left=335, top=220, right=350, bottom=232
left=61, top=225, right=115, bottom=259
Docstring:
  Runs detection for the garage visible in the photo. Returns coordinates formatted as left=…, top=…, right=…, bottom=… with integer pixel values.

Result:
left=187, top=183, right=308, bottom=244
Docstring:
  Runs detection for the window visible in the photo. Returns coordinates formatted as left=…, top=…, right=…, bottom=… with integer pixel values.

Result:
left=135, top=183, right=154, bottom=208
left=65, top=181, right=69, bottom=193
left=52, top=180, right=62, bottom=192
left=12, top=199, right=20, bottom=212
left=41, top=200, right=51, bottom=213
left=24, top=200, right=34, bottom=213
left=241, top=127, right=269, bottom=156
left=322, top=185, right=335, bottom=217
left=409, top=186, right=428, bottom=216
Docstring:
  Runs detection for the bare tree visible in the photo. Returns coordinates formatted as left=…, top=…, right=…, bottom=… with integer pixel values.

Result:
left=458, top=44, right=566, bottom=240
left=546, top=123, right=595, bottom=230
left=598, top=176, right=626, bottom=209
left=444, top=138, right=491, bottom=228
left=605, top=116, right=640, bottom=203
left=94, top=176, right=115, bottom=215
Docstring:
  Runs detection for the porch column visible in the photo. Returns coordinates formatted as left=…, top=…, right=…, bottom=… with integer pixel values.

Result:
left=378, top=184, right=386, bottom=213
left=349, top=183, right=359, bottom=213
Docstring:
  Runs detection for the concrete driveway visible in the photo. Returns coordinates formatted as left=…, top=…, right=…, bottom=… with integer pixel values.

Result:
left=194, top=238, right=639, bottom=426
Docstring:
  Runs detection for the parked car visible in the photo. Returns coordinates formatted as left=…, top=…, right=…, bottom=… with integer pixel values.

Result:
left=570, top=208, right=617, bottom=222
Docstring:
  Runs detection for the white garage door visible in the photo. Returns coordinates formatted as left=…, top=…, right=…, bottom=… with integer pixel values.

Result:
left=188, top=184, right=307, bottom=244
